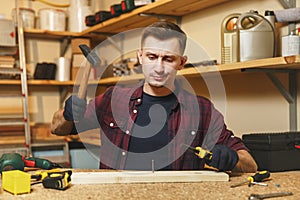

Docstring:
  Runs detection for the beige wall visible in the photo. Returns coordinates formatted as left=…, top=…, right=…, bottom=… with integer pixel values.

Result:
left=181, top=0, right=300, bottom=135
left=0, top=0, right=300, bottom=137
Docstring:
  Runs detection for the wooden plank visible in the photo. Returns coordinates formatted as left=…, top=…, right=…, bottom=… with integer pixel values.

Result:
left=98, top=56, right=300, bottom=85
left=148, top=0, right=229, bottom=16
left=24, top=29, right=81, bottom=40
left=71, top=170, right=229, bottom=184
left=0, top=56, right=299, bottom=86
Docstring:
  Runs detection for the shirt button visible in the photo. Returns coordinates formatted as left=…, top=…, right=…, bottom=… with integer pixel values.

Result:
left=133, top=109, right=137, bottom=114
left=191, top=131, right=196, bottom=136
left=137, top=98, right=141, bottom=103
left=109, top=122, right=114, bottom=127
left=231, top=135, right=235, bottom=138
left=125, top=130, right=130, bottom=134
left=122, top=151, right=126, bottom=156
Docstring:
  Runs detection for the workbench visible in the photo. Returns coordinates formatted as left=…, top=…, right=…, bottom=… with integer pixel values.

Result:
left=0, top=170, right=299, bottom=199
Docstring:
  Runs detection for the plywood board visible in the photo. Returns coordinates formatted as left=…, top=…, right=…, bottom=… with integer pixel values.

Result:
left=71, top=170, right=229, bottom=184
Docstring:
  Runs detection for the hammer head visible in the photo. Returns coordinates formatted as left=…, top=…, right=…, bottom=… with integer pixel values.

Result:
left=79, top=44, right=101, bottom=67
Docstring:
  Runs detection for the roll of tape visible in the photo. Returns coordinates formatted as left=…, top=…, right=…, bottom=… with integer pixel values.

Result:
left=56, top=57, right=70, bottom=81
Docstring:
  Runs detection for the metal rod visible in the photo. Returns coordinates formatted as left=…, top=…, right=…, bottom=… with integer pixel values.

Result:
left=16, top=0, right=32, bottom=156
left=152, top=160, right=154, bottom=173
left=289, top=70, right=297, bottom=131
left=265, top=72, right=294, bottom=103
left=242, top=68, right=298, bottom=131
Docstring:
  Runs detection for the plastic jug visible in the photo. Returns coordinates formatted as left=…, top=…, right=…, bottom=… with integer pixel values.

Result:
left=221, top=13, right=240, bottom=64
left=237, top=10, right=275, bottom=62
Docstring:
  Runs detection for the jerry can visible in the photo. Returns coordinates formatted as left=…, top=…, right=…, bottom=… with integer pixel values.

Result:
left=237, top=10, right=275, bottom=62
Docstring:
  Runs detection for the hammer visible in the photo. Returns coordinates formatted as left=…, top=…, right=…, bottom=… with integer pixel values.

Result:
left=77, top=44, right=101, bottom=99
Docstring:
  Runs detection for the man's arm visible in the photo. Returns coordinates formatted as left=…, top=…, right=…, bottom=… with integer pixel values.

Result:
left=233, top=150, right=258, bottom=173
left=51, top=109, right=75, bottom=136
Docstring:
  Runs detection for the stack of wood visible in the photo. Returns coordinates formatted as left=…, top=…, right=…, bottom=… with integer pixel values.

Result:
left=0, top=123, right=68, bottom=146
left=0, top=55, right=15, bottom=68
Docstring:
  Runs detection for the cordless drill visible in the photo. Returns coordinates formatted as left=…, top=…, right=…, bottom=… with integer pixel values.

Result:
left=0, top=153, right=62, bottom=173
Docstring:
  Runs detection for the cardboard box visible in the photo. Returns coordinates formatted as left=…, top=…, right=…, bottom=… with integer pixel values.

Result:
left=72, top=54, right=86, bottom=67
left=72, top=67, right=80, bottom=80
left=0, top=19, right=16, bottom=46
left=71, top=38, right=91, bottom=54
left=72, top=54, right=86, bottom=81
left=242, top=132, right=300, bottom=172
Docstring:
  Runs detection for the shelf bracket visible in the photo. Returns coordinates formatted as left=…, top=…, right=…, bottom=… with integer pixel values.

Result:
left=279, top=0, right=296, bottom=9
left=138, top=13, right=182, bottom=26
left=60, top=37, right=71, bottom=57
left=106, top=35, right=124, bottom=54
left=243, top=68, right=297, bottom=131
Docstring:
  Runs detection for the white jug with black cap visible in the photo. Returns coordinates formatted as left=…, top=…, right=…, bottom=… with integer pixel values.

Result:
left=237, top=10, right=275, bottom=62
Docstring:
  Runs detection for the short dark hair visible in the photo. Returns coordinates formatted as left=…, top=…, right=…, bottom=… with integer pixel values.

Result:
left=141, top=21, right=187, bottom=55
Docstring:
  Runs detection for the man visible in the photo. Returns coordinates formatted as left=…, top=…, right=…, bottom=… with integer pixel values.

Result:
left=51, top=21, right=257, bottom=172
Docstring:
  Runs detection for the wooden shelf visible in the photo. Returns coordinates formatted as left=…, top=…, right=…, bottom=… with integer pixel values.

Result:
left=81, top=0, right=230, bottom=36
left=23, top=0, right=230, bottom=39
left=0, top=79, right=74, bottom=86
left=98, top=56, right=300, bottom=85
left=24, top=29, right=81, bottom=40
left=0, top=56, right=299, bottom=86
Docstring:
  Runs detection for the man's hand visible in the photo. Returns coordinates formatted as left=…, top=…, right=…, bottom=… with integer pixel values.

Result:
left=63, top=95, right=87, bottom=121
left=206, top=145, right=238, bottom=171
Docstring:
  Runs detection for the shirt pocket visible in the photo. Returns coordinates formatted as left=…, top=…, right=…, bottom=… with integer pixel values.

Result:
left=101, top=116, right=127, bottom=141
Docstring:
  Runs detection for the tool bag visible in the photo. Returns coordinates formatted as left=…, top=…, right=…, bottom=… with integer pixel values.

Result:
left=34, top=62, right=56, bottom=80
left=242, top=132, right=300, bottom=172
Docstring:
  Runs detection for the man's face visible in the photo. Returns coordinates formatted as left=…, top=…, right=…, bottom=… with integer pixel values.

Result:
left=138, top=36, right=187, bottom=90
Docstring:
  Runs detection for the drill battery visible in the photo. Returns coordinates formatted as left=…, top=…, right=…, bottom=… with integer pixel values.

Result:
left=110, top=4, right=123, bottom=17
left=85, top=11, right=112, bottom=27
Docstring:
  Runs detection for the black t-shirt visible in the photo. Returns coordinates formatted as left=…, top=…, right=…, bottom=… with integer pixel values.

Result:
left=125, top=92, right=177, bottom=170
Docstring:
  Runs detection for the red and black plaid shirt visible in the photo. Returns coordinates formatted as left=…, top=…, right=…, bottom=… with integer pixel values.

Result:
left=78, top=81, right=248, bottom=170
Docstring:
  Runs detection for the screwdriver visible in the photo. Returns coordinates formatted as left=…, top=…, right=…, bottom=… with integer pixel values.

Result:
left=182, top=144, right=213, bottom=161
left=230, top=171, right=271, bottom=188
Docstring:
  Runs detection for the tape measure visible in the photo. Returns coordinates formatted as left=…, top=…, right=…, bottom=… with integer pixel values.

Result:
left=32, top=170, right=72, bottom=190
left=42, top=170, right=72, bottom=190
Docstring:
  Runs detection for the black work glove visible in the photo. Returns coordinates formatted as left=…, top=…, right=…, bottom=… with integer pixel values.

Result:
left=206, top=145, right=238, bottom=171
left=63, top=95, right=87, bottom=121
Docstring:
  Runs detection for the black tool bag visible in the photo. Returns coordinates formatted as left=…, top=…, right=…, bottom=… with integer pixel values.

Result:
left=34, top=62, right=56, bottom=80
left=242, top=132, right=300, bottom=172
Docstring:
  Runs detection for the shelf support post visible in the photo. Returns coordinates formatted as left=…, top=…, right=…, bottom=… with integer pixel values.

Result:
left=60, top=37, right=71, bottom=57
left=243, top=68, right=297, bottom=131
left=289, top=69, right=297, bottom=131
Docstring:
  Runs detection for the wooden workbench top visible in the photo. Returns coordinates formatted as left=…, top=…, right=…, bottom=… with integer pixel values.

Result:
left=0, top=171, right=299, bottom=199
